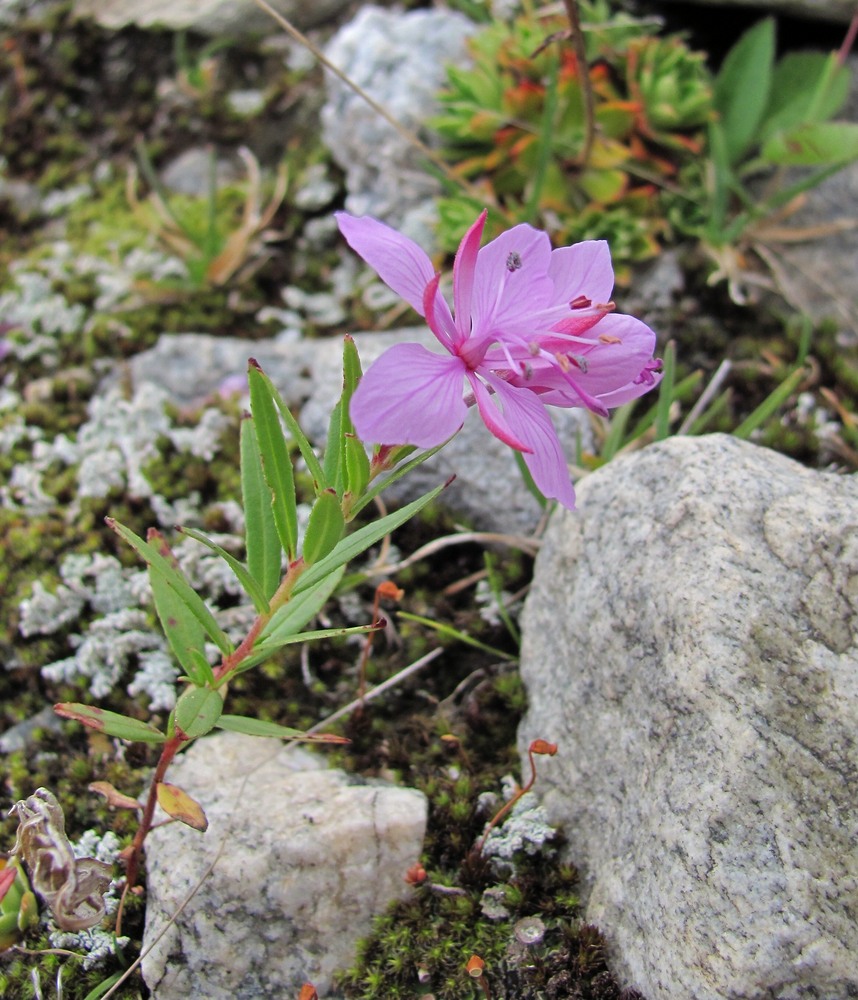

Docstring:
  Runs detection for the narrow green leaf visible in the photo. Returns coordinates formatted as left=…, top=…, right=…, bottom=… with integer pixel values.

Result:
left=398, top=611, right=517, bottom=661
left=173, top=686, right=223, bottom=739
left=248, top=363, right=298, bottom=560
left=148, top=553, right=208, bottom=684
left=762, top=122, right=858, bottom=166
left=302, top=489, right=346, bottom=566
left=322, top=399, right=344, bottom=496
left=260, top=565, right=345, bottom=644
left=733, top=366, right=805, bottom=439
left=54, top=703, right=166, bottom=744
left=240, top=416, right=282, bottom=603
left=348, top=438, right=451, bottom=519
left=250, top=362, right=327, bottom=492
left=107, top=519, right=232, bottom=655
left=761, top=52, right=849, bottom=142
left=654, top=342, right=676, bottom=441
left=512, top=449, right=547, bottom=510
left=215, top=715, right=350, bottom=743
left=713, top=18, right=775, bottom=165
left=180, top=524, right=270, bottom=614
left=344, top=434, right=370, bottom=500
left=235, top=622, right=384, bottom=673
left=294, top=481, right=448, bottom=596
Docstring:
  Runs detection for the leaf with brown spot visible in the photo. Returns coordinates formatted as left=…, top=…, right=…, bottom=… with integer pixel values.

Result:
left=157, top=782, right=208, bottom=832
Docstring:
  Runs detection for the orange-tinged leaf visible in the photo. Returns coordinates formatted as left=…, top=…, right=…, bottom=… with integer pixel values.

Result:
left=88, top=781, right=142, bottom=811
left=157, top=782, right=208, bottom=832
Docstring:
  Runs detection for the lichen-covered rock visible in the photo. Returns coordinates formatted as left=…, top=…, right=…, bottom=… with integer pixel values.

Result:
left=518, top=434, right=858, bottom=1000
left=141, top=733, right=428, bottom=999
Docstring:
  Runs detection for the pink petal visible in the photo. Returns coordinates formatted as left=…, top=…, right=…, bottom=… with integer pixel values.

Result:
left=486, top=376, right=576, bottom=509
left=467, top=372, right=532, bottom=453
left=349, top=343, right=467, bottom=448
left=336, top=213, right=435, bottom=317
left=452, top=211, right=487, bottom=344
left=471, top=224, right=554, bottom=337
left=548, top=240, right=614, bottom=304
left=569, top=314, right=657, bottom=395
left=596, top=367, right=664, bottom=408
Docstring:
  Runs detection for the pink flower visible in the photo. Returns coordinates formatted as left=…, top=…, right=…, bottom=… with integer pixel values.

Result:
left=336, top=210, right=661, bottom=509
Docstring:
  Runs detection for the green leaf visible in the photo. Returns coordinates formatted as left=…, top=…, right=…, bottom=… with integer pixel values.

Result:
left=398, top=611, right=516, bottom=661
left=215, top=715, right=351, bottom=743
left=294, top=481, right=448, bottom=596
left=302, top=489, right=346, bottom=566
left=180, top=523, right=270, bottom=614
left=249, top=361, right=327, bottom=493
left=761, top=52, right=849, bottom=142
left=344, top=435, right=370, bottom=501
left=247, top=621, right=383, bottom=666
left=148, top=545, right=209, bottom=685
left=259, top=565, right=345, bottom=644
left=248, top=363, right=299, bottom=561
left=654, top=341, right=676, bottom=442
left=713, top=18, right=775, bottom=165
left=107, top=519, right=232, bottom=655
left=54, top=703, right=166, bottom=744
left=240, top=416, right=281, bottom=603
left=172, top=686, right=223, bottom=739
left=733, top=366, right=805, bottom=439
left=322, top=399, right=344, bottom=496
left=761, top=122, right=858, bottom=166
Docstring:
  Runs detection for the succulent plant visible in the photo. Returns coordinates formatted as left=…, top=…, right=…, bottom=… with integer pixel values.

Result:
left=430, top=2, right=714, bottom=269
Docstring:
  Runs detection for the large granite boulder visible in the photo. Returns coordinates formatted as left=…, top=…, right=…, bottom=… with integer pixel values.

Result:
left=141, top=733, right=427, bottom=998
left=518, top=434, right=858, bottom=999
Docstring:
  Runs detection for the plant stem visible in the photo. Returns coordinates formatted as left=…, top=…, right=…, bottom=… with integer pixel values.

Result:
left=561, top=0, right=595, bottom=167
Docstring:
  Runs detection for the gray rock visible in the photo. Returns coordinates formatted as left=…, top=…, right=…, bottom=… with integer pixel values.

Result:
left=517, top=434, right=858, bottom=1000
left=0, top=705, right=64, bottom=753
left=158, top=148, right=242, bottom=198
left=321, top=6, right=476, bottom=249
left=73, top=0, right=346, bottom=37
left=141, top=733, right=427, bottom=999
left=127, top=330, right=592, bottom=533
left=769, top=56, right=858, bottom=341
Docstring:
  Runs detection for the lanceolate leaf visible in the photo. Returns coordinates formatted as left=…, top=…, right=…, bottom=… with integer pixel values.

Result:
left=259, top=565, right=345, bottom=644
left=322, top=399, right=344, bottom=496
left=107, top=519, right=232, bottom=656
left=147, top=533, right=209, bottom=684
left=242, top=621, right=385, bottom=671
left=54, top=704, right=166, bottom=744
left=249, top=362, right=327, bottom=492
left=302, top=489, right=345, bottom=566
left=713, top=18, right=775, bottom=165
left=248, top=363, right=299, bottom=561
left=180, top=523, right=270, bottom=614
left=294, top=481, right=448, bottom=596
left=215, top=715, right=349, bottom=744
left=240, top=415, right=282, bottom=603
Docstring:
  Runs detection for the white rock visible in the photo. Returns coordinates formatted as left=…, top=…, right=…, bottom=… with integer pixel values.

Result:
left=517, top=434, right=858, bottom=1000
left=321, top=5, right=476, bottom=249
left=141, top=733, right=427, bottom=999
